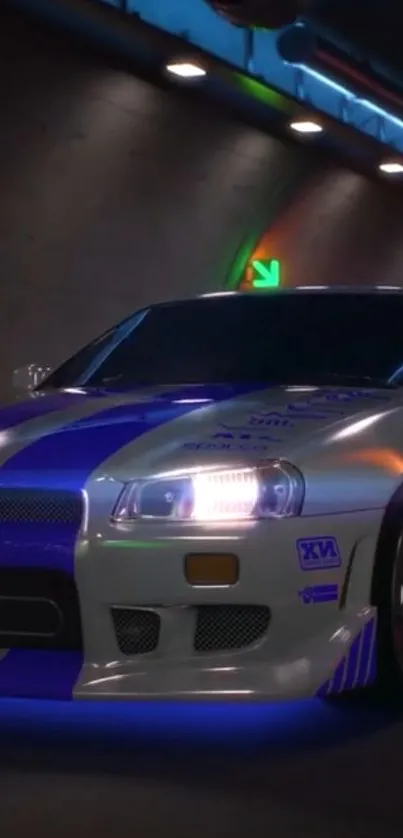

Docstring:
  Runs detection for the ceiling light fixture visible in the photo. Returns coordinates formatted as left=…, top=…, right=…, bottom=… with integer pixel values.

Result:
left=165, top=61, right=207, bottom=79
left=378, top=161, right=403, bottom=175
left=289, top=119, right=323, bottom=134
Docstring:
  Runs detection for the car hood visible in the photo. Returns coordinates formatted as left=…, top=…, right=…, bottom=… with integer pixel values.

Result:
left=0, top=383, right=396, bottom=489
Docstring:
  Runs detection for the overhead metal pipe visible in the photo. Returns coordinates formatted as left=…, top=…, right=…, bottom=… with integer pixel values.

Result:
left=201, top=0, right=314, bottom=30
left=277, top=23, right=403, bottom=119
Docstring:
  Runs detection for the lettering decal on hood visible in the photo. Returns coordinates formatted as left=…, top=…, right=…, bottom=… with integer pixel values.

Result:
left=183, top=441, right=275, bottom=452
left=182, top=421, right=282, bottom=451
left=180, top=389, right=393, bottom=451
left=251, top=390, right=392, bottom=425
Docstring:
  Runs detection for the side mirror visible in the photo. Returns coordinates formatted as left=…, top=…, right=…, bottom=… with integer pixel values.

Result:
left=13, top=364, right=52, bottom=394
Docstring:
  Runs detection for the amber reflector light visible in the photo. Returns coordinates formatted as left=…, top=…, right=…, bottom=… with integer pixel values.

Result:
left=185, top=553, right=239, bottom=586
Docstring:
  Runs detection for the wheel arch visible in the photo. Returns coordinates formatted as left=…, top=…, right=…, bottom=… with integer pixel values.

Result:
left=371, top=482, right=403, bottom=607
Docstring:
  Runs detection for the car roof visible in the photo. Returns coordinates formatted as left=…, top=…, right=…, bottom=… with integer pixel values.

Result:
left=200, top=286, right=403, bottom=298
left=145, top=287, right=403, bottom=313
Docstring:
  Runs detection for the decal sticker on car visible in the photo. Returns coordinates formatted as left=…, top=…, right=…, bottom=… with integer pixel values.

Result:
left=211, top=428, right=279, bottom=442
left=317, top=616, right=377, bottom=696
left=183, top=442, right=273, bottom=452
left=182, top=421, right=282, bottom=450
left=185, top=389, right=394, bottom=450
left=297, top=536, right=341, bottom=570
left=299, top=584, right=339, bottom=604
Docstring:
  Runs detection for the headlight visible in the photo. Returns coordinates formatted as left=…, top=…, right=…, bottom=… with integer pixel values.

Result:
left=111, top=461, right=304, bottom=523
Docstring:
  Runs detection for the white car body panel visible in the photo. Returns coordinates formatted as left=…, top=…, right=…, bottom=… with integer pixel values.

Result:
left=72, top=385, right=392, bottom=700
left=0, top=380, right=397, bottom=701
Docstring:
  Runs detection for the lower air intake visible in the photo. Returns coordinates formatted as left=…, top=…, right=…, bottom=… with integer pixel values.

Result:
left=194, top=605, right=270, bottom=652
left=111, top=607, right=160, bottom=655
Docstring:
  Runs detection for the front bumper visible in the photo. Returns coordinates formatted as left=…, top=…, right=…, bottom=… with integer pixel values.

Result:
left=73, top=511, right=380, bottom=700
left=0, top=510, right=381, bottom=701
left=75, top=608, right=376, bottom=700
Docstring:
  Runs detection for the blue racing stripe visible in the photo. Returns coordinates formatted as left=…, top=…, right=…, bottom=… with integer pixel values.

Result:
left=329, top=658, right=346, bottom=694
left=0, top=383, right=262, bottom=495
left=343, top=634, right=361, bottom=691
left=356, top=619, right=375, bottom=687
left=0, top=391, right=88, bottom=432
left=0, top=384, right=264, bottom=576
left=366, top=623, right=377, bottom=686
left=0, top=383, right=262, bottom=701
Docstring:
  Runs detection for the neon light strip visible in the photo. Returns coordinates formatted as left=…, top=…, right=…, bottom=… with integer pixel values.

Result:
left=315, top=48, right=403, bottom=112
left=300, top=65, right=403, bottom=134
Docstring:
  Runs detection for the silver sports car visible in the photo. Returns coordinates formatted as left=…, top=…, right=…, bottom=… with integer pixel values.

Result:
left=0, top=286, right=402, bottom=701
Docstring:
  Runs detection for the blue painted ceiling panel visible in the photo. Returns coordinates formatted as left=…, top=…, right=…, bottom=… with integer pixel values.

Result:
left=104, top=0, right=246, bottom=67
left=101, top=0, right=403, bottom=152
left=12, top=0, right=403, bottom=153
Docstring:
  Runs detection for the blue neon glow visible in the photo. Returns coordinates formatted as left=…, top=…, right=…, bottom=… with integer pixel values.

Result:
left=0, top=695, right=396, bottom=754
left=300, top=65, right=403, bottom=135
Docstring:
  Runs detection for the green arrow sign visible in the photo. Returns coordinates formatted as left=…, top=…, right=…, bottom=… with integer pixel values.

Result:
left=251, top=258, right=281, bottom=289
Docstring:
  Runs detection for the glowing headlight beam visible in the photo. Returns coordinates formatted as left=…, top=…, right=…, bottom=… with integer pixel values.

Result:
left=111, top=461, right=304, bottom=523
left=192, top=467, right=259, bottom=521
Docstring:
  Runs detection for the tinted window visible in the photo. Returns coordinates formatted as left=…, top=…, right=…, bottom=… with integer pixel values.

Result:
left=43, top=293, right=403, bottom=390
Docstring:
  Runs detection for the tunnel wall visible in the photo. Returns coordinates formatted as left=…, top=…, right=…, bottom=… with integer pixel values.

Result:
left=0, top=8, right=403, bottom=399
left=235, top=168, right=403, bottom=290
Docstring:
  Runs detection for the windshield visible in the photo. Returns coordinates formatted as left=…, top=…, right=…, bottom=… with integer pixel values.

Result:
left=41, top=292, right=403, bottom=390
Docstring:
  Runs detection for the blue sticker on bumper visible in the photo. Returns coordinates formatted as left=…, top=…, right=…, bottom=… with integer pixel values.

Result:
left=297, top=536, right=341, bottom=571
left=299, top=584, right=339, bottom=604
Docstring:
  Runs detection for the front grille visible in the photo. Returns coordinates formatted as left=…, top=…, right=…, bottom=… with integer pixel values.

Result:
left=0, top=488, right=83, bottom=525
left=111, top=608, right=160, bottom=655
left=194, top=605, right=270, bottom=653
left=0, top=569, right=82, bottom=649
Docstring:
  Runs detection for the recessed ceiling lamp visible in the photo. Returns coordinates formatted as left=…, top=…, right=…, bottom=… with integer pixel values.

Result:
left=165, top=61, right=206, bottom=79
left=378, top=160, right=403, bottom=175
left=289, top=119, right=323, bottom=134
